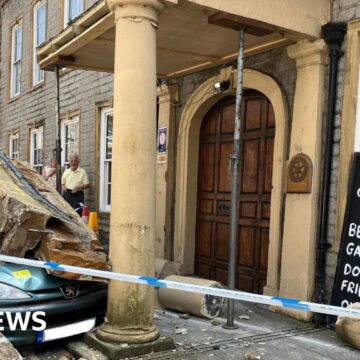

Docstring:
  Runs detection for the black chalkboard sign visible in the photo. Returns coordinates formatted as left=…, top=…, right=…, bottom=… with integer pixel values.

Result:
left=332, top=153, right=360, bottom=308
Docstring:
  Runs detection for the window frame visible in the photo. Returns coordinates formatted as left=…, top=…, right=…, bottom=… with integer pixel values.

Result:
left=63, top=0, right=84, bottom=28
left=10, top=21, right=22, bottom=98
left=32, top=0, right=46, bottom=87
left=9, top=132, right=20, bottom=160
left=99, top=107, right=113, bottom=212
left=61, top=116, right=80, bottom=166
left=29, top=126, right=44, bottom=174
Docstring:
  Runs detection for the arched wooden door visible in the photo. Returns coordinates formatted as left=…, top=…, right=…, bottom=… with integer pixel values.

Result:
left=195, top=91, right=275, bottom=294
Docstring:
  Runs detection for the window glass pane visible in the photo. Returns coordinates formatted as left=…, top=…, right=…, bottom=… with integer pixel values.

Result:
left=11, top=24, right=22, bottom=96
left=35, top=62, right=44, bottom=83
left=107, top=183, right=112, bottom=206
left=14, top=63, right=21, bottom=94
left=100, top=109, right=113, bottom=211
left=106, top=115, right=113, bottom=137
left=31, top=128, right=43, bottom=173
left=14, top=27, right=22, bottom=61
left=108, top=161, right=112, bottom=183
left=106, top=115, right=113, bottom=160
left=69, top=0, right=83, bottom=20
left=62, top=119, right=79, bottom=165
left=14, top=139, right=18, bottom=157
left=14, top=29, right=19, bottom=60
left=10, top=135, right=19, bottom=159
left=36, top=4, right=46, bottom=45
left=68, top=142, right=76, bottom=157
left=33, top=2, right=45, bottom=86
left=107, top=161, right=112, bottom=205
left=65, top=124, right=70, bottom=142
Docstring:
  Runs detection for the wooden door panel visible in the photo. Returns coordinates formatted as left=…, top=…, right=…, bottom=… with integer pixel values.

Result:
left=199, top=199, right=213, bottom=215
left=218, top=142, right=232, bottom=193
left=237, top=274, right=254, bottom=292
left=244, top=99, right=262, bottom=131
left=259, top=228, right=269, bottom=271
left=196, top=221, right=212, bottom=257
left=195, top=263, right=211, bottom=279
left=238, top=226, right=255, bottom=267
left=263, top=137, right=274, bottom=193
left=221, top=102, right=236, bottom=134
left=215, top=268, right=228, bottom=285
left=202, top=109, right=218, bottom=135
left=195, top=93, right=275, bottom=295
left=261, top=202, right=271, bottom=220
left=240, top=202, right=257, bottom=219
left=215, top=223, right=229, bottom=261
left=242, top=140, right=260, bottom=194
left=199, top=143, right=215, bottom=192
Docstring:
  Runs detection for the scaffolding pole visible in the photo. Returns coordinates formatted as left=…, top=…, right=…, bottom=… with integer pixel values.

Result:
left=223, top=28, right=245, bottom=329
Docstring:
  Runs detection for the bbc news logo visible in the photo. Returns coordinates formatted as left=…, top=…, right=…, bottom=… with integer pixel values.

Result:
left=0, top=311, right=46, bottom=331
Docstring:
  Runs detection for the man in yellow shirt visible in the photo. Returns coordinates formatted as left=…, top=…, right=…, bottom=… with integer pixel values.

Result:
left=61, top=154, right=90, bottom=215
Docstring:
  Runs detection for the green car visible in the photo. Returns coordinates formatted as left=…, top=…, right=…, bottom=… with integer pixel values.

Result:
left=0, top=261, right=107, bottom=345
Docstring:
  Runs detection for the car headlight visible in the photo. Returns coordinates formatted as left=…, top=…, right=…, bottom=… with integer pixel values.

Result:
left=0, top=283, right=31, bottom=300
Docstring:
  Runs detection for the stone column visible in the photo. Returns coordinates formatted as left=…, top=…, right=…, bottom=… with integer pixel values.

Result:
left=97, top=0, right=163, bottom=344
left=278, top=39, right=327, bottom=321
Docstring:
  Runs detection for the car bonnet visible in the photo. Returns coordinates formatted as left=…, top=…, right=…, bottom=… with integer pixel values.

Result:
left=0, top=263, right=74, bottom=291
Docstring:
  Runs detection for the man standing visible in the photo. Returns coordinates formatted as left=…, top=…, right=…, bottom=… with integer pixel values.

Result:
left=61, top=154, right=90, bottom=215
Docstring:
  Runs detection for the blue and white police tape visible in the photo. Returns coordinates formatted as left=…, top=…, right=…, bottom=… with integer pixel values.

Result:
left=0, top=254, right=359, bottom=319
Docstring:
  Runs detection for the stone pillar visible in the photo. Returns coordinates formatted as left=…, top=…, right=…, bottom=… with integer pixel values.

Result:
left=155, top=84, right=178, bottom=260
left=278, top=39, right=327, bottom=321
left=97, top=0, right=163, bottom=344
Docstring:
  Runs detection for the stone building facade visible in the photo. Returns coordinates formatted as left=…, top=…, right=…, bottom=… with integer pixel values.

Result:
left=2, top=0, right=360, bottom=320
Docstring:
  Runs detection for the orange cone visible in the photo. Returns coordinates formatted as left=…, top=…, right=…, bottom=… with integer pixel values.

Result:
left=88, top=211, right=99, bottom=236
left=82, top=205, right=89, bottom=224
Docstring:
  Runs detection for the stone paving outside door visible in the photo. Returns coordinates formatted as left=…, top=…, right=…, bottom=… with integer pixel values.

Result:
left=195, top=92, right=275, bottom=294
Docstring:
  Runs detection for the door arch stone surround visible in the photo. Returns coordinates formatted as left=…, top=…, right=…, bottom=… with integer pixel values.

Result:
left=174, top=68, right=289, bottom=295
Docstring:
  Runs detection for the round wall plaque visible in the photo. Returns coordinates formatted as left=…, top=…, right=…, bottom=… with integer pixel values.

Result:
left=289, top=154, right=308, bottom=182
left=286, top=153, right=313, bottom=193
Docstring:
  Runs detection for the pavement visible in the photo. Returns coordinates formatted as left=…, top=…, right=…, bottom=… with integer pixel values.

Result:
left=16, top=301, right=360, bottom=359
left=143, top=301, right=360, bottom=360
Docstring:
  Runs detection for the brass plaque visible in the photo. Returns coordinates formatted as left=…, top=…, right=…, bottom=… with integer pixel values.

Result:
left=286, top=153, right=312, bottom=193
left=217, top=201, right=231, bottom=214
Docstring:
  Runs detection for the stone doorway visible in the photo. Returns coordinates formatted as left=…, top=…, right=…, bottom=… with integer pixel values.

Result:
left=194, top=92, right=275, bottom=294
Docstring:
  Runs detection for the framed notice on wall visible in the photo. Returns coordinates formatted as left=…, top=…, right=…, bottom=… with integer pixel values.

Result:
left=332, top=153, right=360, bottom=309
left=157, top=127, right=167, bottom=163
left=157, top=127, right=167, bottom=153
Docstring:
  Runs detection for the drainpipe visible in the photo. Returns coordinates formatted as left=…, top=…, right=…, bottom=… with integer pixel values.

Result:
left=54, top=66, right=62, bottom=194
left=315, top=23, right=346, bottom=319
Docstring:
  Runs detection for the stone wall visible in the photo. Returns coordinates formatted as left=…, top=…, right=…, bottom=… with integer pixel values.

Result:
left=324, top=0, right=360, bottom=303
left=0, top=0, right=113, bottom=243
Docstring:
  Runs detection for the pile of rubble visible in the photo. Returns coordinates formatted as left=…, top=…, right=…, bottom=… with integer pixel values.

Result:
left=0, top=154, right=107, bottom=281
